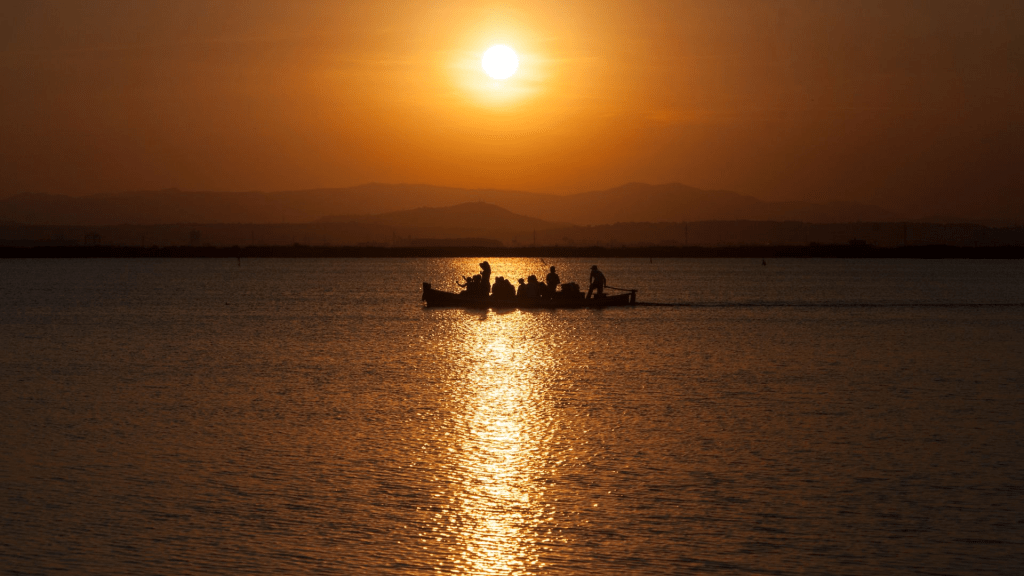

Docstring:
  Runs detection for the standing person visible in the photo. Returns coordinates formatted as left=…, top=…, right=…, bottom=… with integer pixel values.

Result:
left=478, top=261, right=492, bottom=294
left=586, top=265, right=606, bottom=299
left=545, top=266, right=560, bottom=298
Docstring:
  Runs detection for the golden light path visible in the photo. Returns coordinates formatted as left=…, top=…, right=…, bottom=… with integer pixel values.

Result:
left=450, top=315, right=552, bottom=574
left=425, top=259, right=576, bottom=574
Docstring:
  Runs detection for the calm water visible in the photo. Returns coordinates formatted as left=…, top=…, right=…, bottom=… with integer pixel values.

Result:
left=2, top=258, right=1023, bottom=575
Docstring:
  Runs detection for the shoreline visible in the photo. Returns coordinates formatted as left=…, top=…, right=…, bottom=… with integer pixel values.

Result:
left=2, top=245, right=1023, bottom=259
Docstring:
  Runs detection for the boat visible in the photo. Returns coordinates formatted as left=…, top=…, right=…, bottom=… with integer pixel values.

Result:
left=422, top=282, right=636, bottom=309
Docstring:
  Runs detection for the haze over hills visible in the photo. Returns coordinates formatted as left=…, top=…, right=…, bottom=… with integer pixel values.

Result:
left=0, top=183, right=916, bottom=227
left=312, top=202, right=567, bottom=246
left=4, top=201, right=1021, bottom=248
left=533, top=183, right=902, bottom=225
left=320, top=201, right=568, bottom=231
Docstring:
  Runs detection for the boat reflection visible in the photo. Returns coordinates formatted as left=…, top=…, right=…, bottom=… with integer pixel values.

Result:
left=434, top=309, right=562, bottom=574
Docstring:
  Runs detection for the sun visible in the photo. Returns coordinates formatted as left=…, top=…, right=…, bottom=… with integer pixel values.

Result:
left=481, top=45, right=519, bottom=80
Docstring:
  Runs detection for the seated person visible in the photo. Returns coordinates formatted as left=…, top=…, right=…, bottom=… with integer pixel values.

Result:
left=492, top=276, right=515, bottom=299
left=459, top=274, right=487, bottom=297
left=523, top=275, right=543, bottom=298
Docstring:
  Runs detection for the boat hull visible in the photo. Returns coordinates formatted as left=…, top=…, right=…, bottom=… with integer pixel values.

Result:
left=422, top=283, right=636, bottom=309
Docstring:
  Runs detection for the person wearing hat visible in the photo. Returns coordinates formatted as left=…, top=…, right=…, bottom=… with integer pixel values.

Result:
left=545, top=265, right=560, bottom=298
left=586, top=265, right=606, bottom=299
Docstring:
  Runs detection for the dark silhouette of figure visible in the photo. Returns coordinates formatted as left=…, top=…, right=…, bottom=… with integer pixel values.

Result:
left=762, top=259, right=766, bottom=266
left=492, top=276, right=515, bottom=298
left=523, top=275, right=543, bottom=298
left=457, top=274, right=491, bottom=297
left=479, top=261, right=492, bottom=294
left=516, top=278, right=527, bottom=297
left=457, top=274, right=479, bottom=295
left=586, top=265, right=606, bottom=299
left=545, top=266, right=560, bottom=298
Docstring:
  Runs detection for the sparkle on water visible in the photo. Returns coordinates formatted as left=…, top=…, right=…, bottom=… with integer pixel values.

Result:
left=2, top=258, right=1023, bottom=574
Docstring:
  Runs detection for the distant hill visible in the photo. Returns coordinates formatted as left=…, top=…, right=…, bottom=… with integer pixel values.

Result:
left=316, top=202, right=566, bottom=246
left=543, top=183, right=901, bottom=224
left=0, top=182, right=905, bottom=226
left=320, top=201, right=568, bottom=230
left=5, top=218, right=1021, bottom=248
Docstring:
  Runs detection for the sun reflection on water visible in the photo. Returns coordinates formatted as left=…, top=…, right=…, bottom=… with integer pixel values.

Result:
left=432, top=307, right=562, bottom=575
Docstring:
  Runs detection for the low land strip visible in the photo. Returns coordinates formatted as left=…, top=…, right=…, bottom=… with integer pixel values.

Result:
left=2, top=245, right=1023, bottom=259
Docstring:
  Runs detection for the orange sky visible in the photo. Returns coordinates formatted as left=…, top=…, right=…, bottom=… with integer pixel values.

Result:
left=1, top=1, right=1021, bottom=218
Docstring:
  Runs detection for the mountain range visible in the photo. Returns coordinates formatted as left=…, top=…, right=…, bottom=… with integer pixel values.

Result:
left=4, top=200, right=1021, bottom=248
left=0, top=183, right=907, bottom=227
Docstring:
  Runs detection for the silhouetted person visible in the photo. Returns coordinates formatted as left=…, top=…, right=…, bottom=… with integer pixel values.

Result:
left=466, top=274, right=490, bottom=296
left=495, top=277, right=515, bottom=298
left=516, top=278, right=527, bottom=297
left=457, top=274, right=481, bottom=296
left=479, top=261, right=492, bottom=294
left=586, top=265, right=606, bottom=299
left=524, top=275, right=543, bottom=298
left=546, top=266, right=560, bottom=297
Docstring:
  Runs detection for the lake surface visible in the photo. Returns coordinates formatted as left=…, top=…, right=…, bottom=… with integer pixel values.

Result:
left=2, top=258, right=1023, bottom=575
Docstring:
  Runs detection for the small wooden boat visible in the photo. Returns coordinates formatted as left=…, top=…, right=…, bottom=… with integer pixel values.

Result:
left=422, top=282, right=636, bottom=309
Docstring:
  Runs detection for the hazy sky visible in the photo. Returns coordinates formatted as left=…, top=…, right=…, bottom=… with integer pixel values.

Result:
left=1, top=1, right=1021, bottom=217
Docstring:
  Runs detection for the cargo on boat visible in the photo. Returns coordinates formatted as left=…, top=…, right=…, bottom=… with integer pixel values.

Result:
left=422, top=282, right=636, bottom=309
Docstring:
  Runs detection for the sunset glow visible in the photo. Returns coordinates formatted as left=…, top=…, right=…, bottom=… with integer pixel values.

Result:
left=0, top=1, right=1021, bottom=220
left=481, top=45, right=519, bottom=79
left=2, top=3, right=1023, bottom=572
